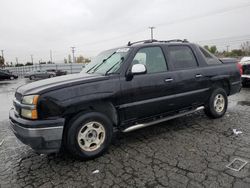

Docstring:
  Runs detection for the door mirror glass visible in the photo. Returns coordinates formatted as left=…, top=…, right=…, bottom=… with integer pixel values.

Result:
left=131, top=64, right=146, bottom=75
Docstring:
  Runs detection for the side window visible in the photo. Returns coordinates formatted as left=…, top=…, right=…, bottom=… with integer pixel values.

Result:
left=168, top=46, right=198, bottom=69
left=199, top=47, right=222, bottom=65
left=132, top=47, right=167, bottom=73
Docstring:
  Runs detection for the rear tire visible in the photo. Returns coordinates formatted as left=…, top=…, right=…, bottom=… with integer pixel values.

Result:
left=204, top=88, right=228, bottom=119
left=10, top=76, right=14, bottom=80
left=49, top=74, right=54, bottom=78
left=65, top=112, right=113, bottom=160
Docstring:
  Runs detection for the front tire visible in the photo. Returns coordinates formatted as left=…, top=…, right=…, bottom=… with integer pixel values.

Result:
left=204, top=88, right=228, bottom=119
left=65, top=112, right=113, bottom=159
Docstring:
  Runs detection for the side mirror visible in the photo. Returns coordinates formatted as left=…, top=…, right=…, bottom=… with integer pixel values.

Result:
left=131, top=64, right=146, bottom=75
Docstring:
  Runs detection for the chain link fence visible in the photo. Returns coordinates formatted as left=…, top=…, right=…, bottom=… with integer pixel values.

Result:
left=4, top=63, right=85, bottom=77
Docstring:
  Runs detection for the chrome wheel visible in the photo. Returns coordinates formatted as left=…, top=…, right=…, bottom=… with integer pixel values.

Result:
left=77, top=121, right=105, bottom=152
left=214, top=94, right=225, bottom=113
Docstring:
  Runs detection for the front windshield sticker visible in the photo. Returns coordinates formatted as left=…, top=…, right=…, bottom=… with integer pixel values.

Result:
left=116, top=48, right=130, bottom=53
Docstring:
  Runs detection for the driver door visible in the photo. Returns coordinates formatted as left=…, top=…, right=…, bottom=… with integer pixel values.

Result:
left=119, top=46, right=180, bottom=122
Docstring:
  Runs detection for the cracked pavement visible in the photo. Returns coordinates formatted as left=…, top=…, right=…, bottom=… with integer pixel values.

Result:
left=1, top=79, right=250, bottom=188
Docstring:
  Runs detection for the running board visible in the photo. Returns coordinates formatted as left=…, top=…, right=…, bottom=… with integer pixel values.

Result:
left=122, top=106, right=204, bottom=133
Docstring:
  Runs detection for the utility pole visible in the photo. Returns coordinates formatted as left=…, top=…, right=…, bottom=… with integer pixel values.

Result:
left=15, top=57, right=19, bottom=65
left=148, top=26, right=155, bottom=40
left=31, top=55, right=33, bottom=64
left=50, top=50, right=53, bottom=63
left=71, top=47, right=76, bottom=63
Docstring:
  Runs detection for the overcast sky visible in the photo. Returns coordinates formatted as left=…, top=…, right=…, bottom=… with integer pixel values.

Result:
left=1, top=0, right=250, bottom=64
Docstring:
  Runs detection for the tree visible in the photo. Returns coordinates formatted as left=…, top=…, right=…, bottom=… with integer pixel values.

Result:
left=68, top=54, right=72, bottom=64
left=0, top=55, right=5, bottom=67
left=204, top=45, right=209, bottom=51
left=241, top=41, right=250, bottom=55
left=64, top=58, right=68, bottom=64
left=203, top=45, right=217, bottom=54
left=25, top=62, right=33, bottom=66
left=210, top=46, right=217, bottom=54
left=15, top=63, right=24, bottom=67
left=76, top=55, right=91, bottom=64
left=76, top=55, right=84, bottom=64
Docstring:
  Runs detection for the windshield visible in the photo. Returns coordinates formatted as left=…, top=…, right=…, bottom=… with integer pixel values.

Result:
left=83, top=47, right=130, bottom=75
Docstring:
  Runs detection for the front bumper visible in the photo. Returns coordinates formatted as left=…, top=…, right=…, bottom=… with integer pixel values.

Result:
left=9, top=108, right=65, bottom=154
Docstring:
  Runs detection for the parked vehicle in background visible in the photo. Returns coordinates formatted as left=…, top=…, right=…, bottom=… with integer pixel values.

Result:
left=9, top=39, right=241, bottom=159
left=239, top=56, right=250, bottom=65
left=46, top=69, right=67, bottom=76
left=240, top=57, right=250, bottom=86
left=0, top=69, right=18, bottom=80
left=219, top=57, right=238, bottom=64
left=1, top=69, right=12, bottom=74
left=24, top=70, right=56, bottom=80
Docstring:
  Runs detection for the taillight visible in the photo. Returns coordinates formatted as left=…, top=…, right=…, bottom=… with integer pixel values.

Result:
left=237, top=62, right=243, bottom=76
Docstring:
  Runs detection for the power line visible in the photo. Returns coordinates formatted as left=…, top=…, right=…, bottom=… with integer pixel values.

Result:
left=77, top=2, right=250, bottom=48
left=156, top=3, right=250, bottom=28
left=196, top=34, right=250, bottom=44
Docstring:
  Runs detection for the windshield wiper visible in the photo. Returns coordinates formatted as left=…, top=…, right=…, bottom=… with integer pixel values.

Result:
left=87, top=52, right=116, bottom=74
left=105, top=57, right=124, bottom=75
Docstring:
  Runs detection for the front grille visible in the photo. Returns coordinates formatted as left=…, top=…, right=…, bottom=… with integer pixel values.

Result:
left=13, top=99, right=21, bottom=115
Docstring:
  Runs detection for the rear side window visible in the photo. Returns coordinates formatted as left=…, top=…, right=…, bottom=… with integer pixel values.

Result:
left=199, top=47, right=222, bottom=65
left=168, top=46, right=198, bottom=69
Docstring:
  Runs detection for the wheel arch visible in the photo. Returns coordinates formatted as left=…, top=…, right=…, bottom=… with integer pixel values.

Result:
left=64, top=101, right=119, bottom=128
left=210, top=76, right=231, bottom=95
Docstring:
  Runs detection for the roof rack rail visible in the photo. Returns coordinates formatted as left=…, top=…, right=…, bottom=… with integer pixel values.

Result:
left=158, top=39, right=189, bottom=43
left=127, top=39, right=189, bottom=46
left=127, top=39, right=158, bottom=46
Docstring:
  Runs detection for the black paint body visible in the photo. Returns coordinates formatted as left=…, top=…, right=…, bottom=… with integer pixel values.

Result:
left=9, top=42, right=241, bottom=153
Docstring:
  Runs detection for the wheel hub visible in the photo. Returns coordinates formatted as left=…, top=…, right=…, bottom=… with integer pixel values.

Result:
left=86, top=130, right=97, bottom=142
left=214, top=94, right=225, bottom=113
left=77, top=121, right=105, bottom=152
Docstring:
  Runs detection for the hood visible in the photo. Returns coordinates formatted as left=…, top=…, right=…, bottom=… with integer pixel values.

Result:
left=17, top=73, right=107, bottom=95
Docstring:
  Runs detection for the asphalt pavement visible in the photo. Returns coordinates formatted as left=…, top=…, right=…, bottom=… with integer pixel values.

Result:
left=0, top=78, right=250, bottom=188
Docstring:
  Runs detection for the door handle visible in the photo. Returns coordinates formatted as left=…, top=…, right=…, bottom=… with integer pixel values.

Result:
left=165, top=78, right=173, bottom=82
left=195, top=74, right=203, bottom=78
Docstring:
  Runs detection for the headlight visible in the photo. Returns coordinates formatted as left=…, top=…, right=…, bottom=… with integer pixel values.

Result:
left=22, top=95, right=39, bottom=105
left=21, top=95, right=39, bottom=119
left=21, top=109, right=38, bottom=119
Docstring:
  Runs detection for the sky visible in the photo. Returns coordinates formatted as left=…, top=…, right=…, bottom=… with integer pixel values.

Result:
left=1, top=0, right=250, bottom=64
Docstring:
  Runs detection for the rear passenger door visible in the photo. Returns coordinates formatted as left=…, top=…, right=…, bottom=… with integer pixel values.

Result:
left=165, top=45, right=210, bottom=108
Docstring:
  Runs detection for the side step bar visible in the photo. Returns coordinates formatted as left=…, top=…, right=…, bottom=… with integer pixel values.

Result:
left=122, top=106, right=204, bottom=133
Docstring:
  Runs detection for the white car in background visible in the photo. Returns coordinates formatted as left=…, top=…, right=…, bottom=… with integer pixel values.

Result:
left=240, top=57, right=250, bottom=86
left=239, top=56, right=250, bottom=65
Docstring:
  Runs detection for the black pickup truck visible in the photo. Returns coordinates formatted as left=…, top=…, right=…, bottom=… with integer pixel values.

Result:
left=9, top=39, right=241, bottom=159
